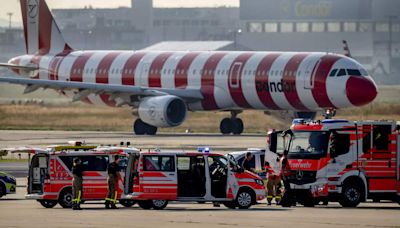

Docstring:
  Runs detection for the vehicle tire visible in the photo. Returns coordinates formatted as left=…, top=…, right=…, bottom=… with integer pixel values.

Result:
left=0, top=183, right=5, bottom=198
left=119, top=199, right=136, bottom=207
left=339, top=184, right=362, bottom=207
left=232, top=118, right=244, bottom=135
left=58, top=188, right=73, bottom=208
left=138, top=200, right=153, bottom=210
left=220, top=118, right=233, bottom=134
left=223, top=201, right=237, bottom=209
left=152, top=200, right=168, bottom=210
left=38, top=200, right=58, bottom=208
left=236, top=189, right=254, bottom=209
left=133, top=119, right=146, bottom=135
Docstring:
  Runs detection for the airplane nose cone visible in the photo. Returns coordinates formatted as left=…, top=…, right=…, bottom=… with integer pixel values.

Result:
left=346, top=76, right=378, bottom=106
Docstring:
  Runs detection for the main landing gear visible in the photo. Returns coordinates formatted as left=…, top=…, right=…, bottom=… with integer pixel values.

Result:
left=219, top=111, right=244, bottom=135
left=133, top=119, right=157, bottom=135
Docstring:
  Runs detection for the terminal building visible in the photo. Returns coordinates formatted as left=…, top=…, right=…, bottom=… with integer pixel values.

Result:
left=0, top=0, right=399, bottom=83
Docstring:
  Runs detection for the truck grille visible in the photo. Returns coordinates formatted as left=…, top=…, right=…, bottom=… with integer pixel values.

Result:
left=287, top=170, right=316, bottom=185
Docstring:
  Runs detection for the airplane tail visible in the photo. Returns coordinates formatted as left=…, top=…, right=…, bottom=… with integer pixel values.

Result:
left=20, top=0, right=72, bottom=55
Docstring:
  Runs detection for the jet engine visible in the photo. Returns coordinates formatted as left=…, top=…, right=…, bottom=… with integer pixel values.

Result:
left=138, top=95, right=187, bottom=128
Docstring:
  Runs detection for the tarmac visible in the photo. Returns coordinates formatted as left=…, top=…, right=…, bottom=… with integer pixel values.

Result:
left=0, top=130, right=399, bottom=228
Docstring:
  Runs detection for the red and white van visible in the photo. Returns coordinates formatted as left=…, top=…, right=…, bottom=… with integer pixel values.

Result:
left=122, top=150, right=266, bottom=209
left=4, top=144, right=138, bottom=208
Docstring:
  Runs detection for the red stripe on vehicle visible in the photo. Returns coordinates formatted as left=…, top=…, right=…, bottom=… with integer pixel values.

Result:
left=96, top=52, right=120, bottom=84
left=175, top=52, right=200, bottom=88
left=38, top=0, right=52, bottom=55
left=121, top=52, right=146, bottom=85
left=255, top=53, right=281, bottom=109
left=282, top=53, right=309, bottom=110
left=311, top=55, right=341, bottom=108
left=148, top=52, right=174, bottom=87
left=201, top=52, right=227, bottom=110
left=70, top=52, right=95, bottom=82
left=228, top=53, right=254, bottom=108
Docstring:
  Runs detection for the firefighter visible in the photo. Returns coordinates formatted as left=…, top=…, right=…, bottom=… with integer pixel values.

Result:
left=105, top=155, right=121, bottom=209
left=279, top=149, right=293, bottom=207
left=264, top=160, right=281, bottom=205
left=72, top=157, right=83, bottom=210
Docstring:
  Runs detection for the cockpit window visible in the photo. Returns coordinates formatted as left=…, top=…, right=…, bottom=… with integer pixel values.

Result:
left=337, top=69, right=346, bottom=76
left=329, top=69, right=338, bottom=77
left=346, top=69, right=362, bottom=76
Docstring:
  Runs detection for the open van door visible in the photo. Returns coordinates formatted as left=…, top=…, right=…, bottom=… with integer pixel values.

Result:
left=29, top=153, right=49, bottom=195
left=124, top=152, right=140, bottom=195
left=226, top=155, right=239, bottom=200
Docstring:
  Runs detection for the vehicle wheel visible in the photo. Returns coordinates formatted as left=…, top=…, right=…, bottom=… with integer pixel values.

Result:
left=236, top=190, right=254, bottom=209
left=38, top=200, right=58, bottom=208
left=232, top=118, right=244, bottom=135
left=146, top=124, right=158, bottom=135
left=138, top=200, right=153, bottom=210
left=133, top=119, right=146, bottom=135
left=0, top=183, right=5, bottom=198
left=223, top=201, right=237, bottom=209
left=152, top=200, right=168, bottom=210
left=58, top=188, right=73, bottom=208
left=339, top=184, right=362, bottom=207
left=119, top=199, right=136, bottom=207
left=220, top=118, right=233, bottom=134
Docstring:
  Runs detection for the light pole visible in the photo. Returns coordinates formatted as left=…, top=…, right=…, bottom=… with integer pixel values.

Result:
left=7, top=12, right=13, bottom=29
left=232, top=28, right=242, bottom=51
left=387, top=15, right=398, bottom=74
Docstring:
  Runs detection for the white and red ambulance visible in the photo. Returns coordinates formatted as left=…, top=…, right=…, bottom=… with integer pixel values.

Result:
left=122, top=149, right=266, bottom=209
left=4, top=144, right=138, bottom=208
left=267, top=119, right=400, bottom=207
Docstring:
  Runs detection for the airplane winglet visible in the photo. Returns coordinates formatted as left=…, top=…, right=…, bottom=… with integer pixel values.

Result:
left=342, top=40, right=352, bottom=58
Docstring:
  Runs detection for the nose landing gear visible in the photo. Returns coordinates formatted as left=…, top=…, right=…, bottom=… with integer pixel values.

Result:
left=219, top=111, right=244, bottom=135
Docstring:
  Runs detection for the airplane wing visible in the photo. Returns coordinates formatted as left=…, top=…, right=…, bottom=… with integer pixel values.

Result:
left=0, top=147, right=48, bottom=155
left=0, top=76, right=204, bottom=105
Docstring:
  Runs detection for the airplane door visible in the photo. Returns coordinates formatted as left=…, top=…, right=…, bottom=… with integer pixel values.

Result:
left=303, top=59, right=321, bottom=89
left=229, top=62, right=242, bottom=89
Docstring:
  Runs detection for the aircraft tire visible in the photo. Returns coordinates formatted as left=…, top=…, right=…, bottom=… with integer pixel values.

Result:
left=220, top=118, right=233, bottom=134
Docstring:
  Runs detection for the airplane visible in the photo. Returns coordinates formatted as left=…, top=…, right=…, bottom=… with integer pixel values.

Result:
left=0, top=0, right=378, bottom=135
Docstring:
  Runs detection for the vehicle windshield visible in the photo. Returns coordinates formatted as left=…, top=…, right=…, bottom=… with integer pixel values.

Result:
left=288, top=131, right=329, bottom=159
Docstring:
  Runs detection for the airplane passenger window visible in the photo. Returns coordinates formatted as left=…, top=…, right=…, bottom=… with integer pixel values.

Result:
left=347, top=69, right=362, bottom=76
left=337, top=69, right=346, bottom=76
left=329, top=69, right=338, bottom=77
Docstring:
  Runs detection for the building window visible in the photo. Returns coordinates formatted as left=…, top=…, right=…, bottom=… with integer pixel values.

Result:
left=343, top=22, right=357, bottom=32
left=311, top=22, right=325, bottom=32
left=376, top=22, right=389, bottom=32
left=327, top=22, right=341, bottom=32
left=393, top=23, right=400, bottom=32
left=296, top=22, right=309, bottom=32
left=248, top=22, right=263, bottom=33
left=359, top=22, right=373, bottom=32
left=280, top=22, right=293, bottom=33
left=264, top=23, right=278, bottom=32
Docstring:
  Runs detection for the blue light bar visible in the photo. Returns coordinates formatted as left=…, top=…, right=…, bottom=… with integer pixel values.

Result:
left=321, top=119, right=349, bottom=124
left=197, top=147, right=211, bottom=153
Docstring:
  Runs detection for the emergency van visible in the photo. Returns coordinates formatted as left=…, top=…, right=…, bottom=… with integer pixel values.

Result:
left=122, top=149, right=266, bottom=209
left=267, top=119, right=400, bottom=207
left=3, top=144, right=138, bottom=208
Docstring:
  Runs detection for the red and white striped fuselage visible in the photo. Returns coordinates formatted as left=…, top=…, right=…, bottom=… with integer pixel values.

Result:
left=9, top=50, right=378, bottom=111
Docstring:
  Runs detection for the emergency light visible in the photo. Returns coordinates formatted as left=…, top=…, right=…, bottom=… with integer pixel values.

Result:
left=197, top=147, right=211, bottom=153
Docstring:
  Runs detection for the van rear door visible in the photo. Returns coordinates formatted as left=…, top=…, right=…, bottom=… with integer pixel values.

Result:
left=124, top=152, right=140, bottom=195
left=28, top=153, right=49, bottom=194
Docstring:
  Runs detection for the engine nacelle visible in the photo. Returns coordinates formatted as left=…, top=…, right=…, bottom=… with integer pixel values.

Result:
left=138, top=95, right=187, bottom=128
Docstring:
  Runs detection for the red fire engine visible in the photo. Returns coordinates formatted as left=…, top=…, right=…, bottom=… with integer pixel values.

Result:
left=267, top=119, right=400, bottom=207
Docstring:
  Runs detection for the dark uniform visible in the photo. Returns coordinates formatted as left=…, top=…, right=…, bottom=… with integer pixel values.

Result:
left=105, top=157, right=120, bottom=209
left=280, top=152, right=293, bottom=207
left=72, top=158, right=84, bottom=210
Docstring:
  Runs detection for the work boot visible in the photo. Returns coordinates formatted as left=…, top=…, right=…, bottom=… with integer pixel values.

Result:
left=105, top=201, right=110, bottom=209
left=110, top=204, right=118, bottom=209
left=267, top=201, right=272, bottom=206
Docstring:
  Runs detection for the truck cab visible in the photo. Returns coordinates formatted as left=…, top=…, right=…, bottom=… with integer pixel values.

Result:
left=269, top=119, right=400, bottom=207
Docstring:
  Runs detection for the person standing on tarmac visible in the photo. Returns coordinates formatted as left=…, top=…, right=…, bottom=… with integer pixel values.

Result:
left=264, top=160, right=281, bottom=205
left=280, top=149, right=293, bottom=207
left=72, top=157, right=84, bottom=210
left=105, top=155, right=121, bottom=209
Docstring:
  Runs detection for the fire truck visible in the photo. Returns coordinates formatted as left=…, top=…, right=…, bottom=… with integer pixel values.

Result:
left=3, top=144, right=138, bottom=208
left=122, top=149, right=265, bottom=209
left=267, top=119, right=400, bottom=207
